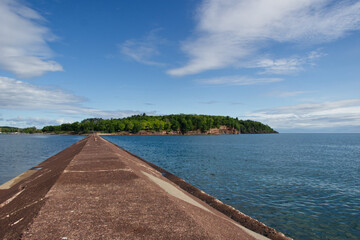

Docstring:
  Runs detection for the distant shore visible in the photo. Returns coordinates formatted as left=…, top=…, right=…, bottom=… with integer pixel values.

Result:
left=1, top=126, right=278, bottom=136
left=2, top=114, right=278, bottom=135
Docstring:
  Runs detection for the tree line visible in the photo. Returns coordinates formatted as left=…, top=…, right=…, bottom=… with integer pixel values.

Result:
left=0, top=126, right=42, bottom=134
left=40, top=114, right=276, bottom=134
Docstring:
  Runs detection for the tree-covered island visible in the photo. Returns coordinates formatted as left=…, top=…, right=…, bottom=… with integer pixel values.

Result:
left=1, top=114, right=277, bottom=135
left=39, top=114, right=277, bottom=135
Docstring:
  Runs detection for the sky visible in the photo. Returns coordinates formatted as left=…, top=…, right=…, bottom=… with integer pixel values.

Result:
left=0, top=0, right=360, bottom=133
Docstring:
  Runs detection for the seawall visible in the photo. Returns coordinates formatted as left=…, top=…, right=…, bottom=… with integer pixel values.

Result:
left=0, top=134, right=290, bottom=240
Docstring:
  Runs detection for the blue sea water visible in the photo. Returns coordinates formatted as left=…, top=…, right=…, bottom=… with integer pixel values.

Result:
left=0, top=134, right=359, bottom=239
left=103, top=134, right=360, bottom=240
left=0, top=134, right=84, bottom=185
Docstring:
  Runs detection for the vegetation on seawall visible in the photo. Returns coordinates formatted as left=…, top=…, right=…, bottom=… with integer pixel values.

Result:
left=1, top=114, right=277, bottom=135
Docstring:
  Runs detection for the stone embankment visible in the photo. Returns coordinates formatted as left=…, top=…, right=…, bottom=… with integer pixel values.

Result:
left=0, top=134, right=290, bottom=240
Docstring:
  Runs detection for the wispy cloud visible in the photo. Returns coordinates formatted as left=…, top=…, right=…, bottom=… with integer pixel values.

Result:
left=0, top=0, right=63, bottom=78
left=0, top=77, right=83, bottom=110
left=119, top=29, right=166, bottom=66
left=0, top=76, right=154, bottom=119
left=197, top=76, right=283, bottom=86
left=253, top=51, right=326, bottom=75
left=265, top=90, right=312, bottom=98
left=6, top=116, right=67, bottom=127
left=247, top=99, right=360, bottom=130
left=60, top=108, right=151, bottom=119
left=168, top=0, right=360, bottom=76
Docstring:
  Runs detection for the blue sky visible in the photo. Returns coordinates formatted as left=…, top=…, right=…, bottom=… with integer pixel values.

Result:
left=0, top=0, right=359, bottom=133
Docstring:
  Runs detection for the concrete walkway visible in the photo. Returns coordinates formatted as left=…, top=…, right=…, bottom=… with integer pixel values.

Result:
left=1, top=134, right=290, bottom=240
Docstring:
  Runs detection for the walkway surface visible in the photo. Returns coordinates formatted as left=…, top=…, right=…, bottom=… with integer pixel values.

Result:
left=0, top=134, right=289, bottom=240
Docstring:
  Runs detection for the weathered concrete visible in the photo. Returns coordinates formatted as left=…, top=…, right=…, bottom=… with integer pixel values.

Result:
left=1, top=134, right=291, bottom=240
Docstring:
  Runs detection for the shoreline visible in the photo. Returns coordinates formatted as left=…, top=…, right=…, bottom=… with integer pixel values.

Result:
left=0, top=132, right=277, bottom=136
left=0, top=128, right=278, bottom=136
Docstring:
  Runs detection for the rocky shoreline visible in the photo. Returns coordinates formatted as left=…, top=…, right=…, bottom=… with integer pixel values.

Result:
left=1, top=126, right=278, bottom=136
left=99, top=126, right=241, bottom=135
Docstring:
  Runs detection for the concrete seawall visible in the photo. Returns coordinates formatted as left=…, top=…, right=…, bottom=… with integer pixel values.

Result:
left=0, top=134, right=291, bottom=240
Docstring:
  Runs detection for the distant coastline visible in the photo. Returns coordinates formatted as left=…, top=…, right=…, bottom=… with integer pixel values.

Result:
left=0, top=127, right=278, bottom=136
left=98, top=125, right=278, bottom=136
left=1, top=114, right=278, bottom=135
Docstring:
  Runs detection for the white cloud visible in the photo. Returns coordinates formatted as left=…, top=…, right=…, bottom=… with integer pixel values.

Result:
left=120, top=29, right=166, bottom=66
left=0, top=76, right=83, bottom=109
left=255, top=58, right=305, bottom=75
left=168, top=0, right=360, bottom=76
left=0, top=76, right=154, bottom=119
left=0, top=0, right=63, bottom=78
left=247, top=99, right=360, bottom=130
left=6, top=116, right=67, bottom=127
left=197, top=76, right=283, bottom=85
left=60, top=108, right=151, bottom=119
left=253, top=51, right=325, bottom=75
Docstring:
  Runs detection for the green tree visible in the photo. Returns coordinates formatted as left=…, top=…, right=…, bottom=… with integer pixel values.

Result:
left=132, top=121, right=142, bottom=133
left=118, top=122, right=125, bottom=131
left=125, top=121, right=134, bottom=132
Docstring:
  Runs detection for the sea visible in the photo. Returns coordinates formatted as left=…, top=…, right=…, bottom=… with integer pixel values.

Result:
left=1, top=133, right=359, bottom=239
left=0, top=134, right=84, bottom=185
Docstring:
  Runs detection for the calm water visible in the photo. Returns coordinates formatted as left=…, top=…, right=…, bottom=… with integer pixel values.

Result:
left=0, top=134, right=84, bottom=184
left=0, top=134, right=359, bottom=239
left=103, top=134, right=360, bottom=240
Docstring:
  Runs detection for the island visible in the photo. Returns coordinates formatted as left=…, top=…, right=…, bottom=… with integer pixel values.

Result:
left=1, top=114, right=277, bottom=135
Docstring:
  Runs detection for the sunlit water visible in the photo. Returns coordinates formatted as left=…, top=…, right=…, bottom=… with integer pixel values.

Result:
left=0, top=134, right=359, bottom=239
left=0, top=134, right=84, bottom=184
left=103, top=134, right=360, bottom=240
